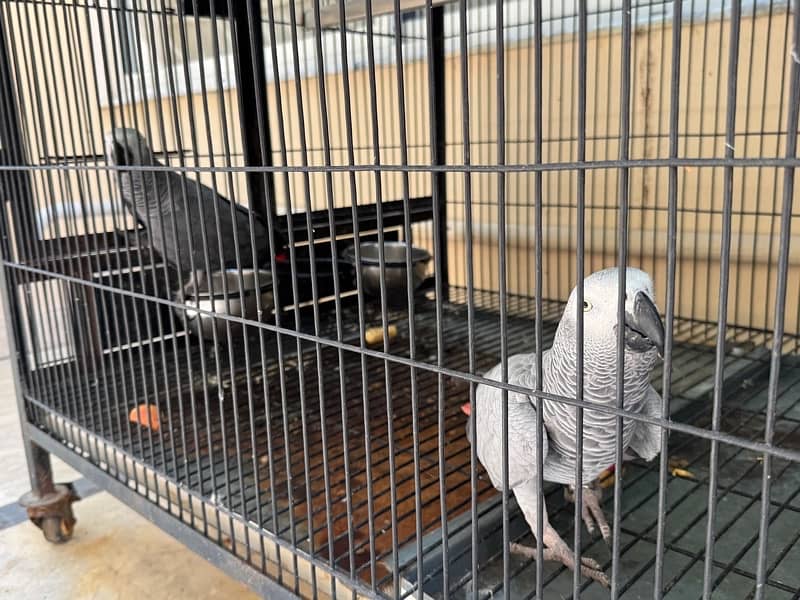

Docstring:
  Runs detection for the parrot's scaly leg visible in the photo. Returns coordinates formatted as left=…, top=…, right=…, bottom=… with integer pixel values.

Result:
left=512, top=481, right=609, bottom=587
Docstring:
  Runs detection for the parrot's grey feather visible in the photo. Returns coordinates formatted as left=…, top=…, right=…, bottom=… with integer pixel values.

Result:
left=105, top=128, right=269, bottom=281
left=627, top=385, right=663, bottom=462
left=538, top=326, right=658, bottom=484
left=512, top=478, right=549, bottom=539
left=470, top=354, right=549, bottom=491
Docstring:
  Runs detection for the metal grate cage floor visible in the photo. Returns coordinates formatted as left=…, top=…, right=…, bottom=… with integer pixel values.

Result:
left=24, top=288, right=800, bottom=598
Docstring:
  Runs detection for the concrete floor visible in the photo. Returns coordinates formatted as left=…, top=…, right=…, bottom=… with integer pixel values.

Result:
left=0, top=307, right=259, bottom=598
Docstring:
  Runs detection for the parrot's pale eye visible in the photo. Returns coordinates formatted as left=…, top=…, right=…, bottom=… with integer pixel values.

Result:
left=583, top=300, right=592, bottom=312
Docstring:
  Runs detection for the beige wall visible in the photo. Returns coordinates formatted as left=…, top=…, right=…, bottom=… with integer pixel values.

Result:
left=4, top=4, right=799, bottom=338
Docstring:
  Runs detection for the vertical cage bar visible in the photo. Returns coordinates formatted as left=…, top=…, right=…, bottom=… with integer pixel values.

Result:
left=263, top=0, right=301, bottom=586
left=573, top=1, right=588, bottom=596
left=456, top=1, right=479, bottom=598
left=754, top=2, right=800, bottom=597
left=360, top=0, right=401, bottom=595
left=9, top=2, right=66, bottom=422
left=333, top=0, right=377, bottom=589
left=308, top=2, right=350, bottom=596
left=0, top=177, right=53, bottom=503
left=533, top=1, right=544, bottom=596
left=389, top=2, right=424, bottom=597
left=703, top=3, right=741, bottom=597
left=147, top=0, right=198, bottom=531
left=612, top=0, right=633, bottom=596
left=653, top=1, right=682, bottom=597
left=364, top=0, right=400, bottom=598
left=282, top=0, right=323, bottom=593
left=214, top=0, right=264, bottom=568
left=494, top=0, right=509, bottom=595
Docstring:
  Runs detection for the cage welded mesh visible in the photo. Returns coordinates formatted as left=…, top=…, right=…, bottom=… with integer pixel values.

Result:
left=1, top=0, right=799, bottom=598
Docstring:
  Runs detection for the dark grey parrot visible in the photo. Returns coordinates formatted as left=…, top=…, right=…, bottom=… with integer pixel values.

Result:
left=105, top=127, right=275, bottom=286
left=466, top=267, right=665, bottom=587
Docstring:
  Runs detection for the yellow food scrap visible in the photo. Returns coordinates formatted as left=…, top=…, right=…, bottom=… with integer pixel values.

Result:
left=365, top=325, right=398, bottom=346
left=671, top=468, right=695, bottom=479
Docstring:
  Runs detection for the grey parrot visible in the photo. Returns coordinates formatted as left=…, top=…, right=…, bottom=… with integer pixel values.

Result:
left=105, top=128, right=275, bottom=286
left=466, top=267, right=664, bottom=587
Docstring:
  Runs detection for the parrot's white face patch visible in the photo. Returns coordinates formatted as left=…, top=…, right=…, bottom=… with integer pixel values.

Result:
left=562, top=267, right=659, bottom=348
left=105, top=128, right=154, bottom=167
left=104, top=134, right=118, bottom=166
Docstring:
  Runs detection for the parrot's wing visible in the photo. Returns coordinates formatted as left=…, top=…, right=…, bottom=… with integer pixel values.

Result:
left=197, top=184, right=268, bottom=252
left=627, top=384, right=663, bottom=462
left=196, top=181, right=232, bottom=225
left=193, top=183, right=262, bottom=230
left=471, top=354, right=549, bottom=491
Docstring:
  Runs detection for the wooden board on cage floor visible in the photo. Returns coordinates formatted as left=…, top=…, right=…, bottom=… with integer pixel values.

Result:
left=249, top=395, right=496, bottom=583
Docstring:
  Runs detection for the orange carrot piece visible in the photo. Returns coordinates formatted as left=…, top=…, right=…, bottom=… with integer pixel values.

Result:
left=129, top=404, right=160, bottom=431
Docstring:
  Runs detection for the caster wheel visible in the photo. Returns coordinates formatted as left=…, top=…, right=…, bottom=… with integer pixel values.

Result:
left=19, top=483, right=80, bottom=544
left=40, top=515, right=75, bottom=544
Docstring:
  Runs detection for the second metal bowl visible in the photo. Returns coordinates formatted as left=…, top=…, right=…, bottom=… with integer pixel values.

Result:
left=342, top=241, right=431, bottom=298
left=177, top=269, right=274, bottom=341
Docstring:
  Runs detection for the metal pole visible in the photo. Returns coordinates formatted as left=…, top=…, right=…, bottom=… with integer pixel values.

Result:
left=230, top=0, right=276, bottom=226
left=431, top=4, right=447, bottom=298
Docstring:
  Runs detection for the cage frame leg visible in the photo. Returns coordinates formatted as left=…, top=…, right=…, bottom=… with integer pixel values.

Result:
left=17, top=441, right=80, bottom=544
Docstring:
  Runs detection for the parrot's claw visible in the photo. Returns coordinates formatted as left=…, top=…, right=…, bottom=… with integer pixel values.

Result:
left=583, top=485, right=612, bottom=546
left=579, top=555, right=603, bottom=571
left=564, top=483, right=612, bottom=546
left=578, top=562, right=610, bottom=588
left=510, top=542, right=610, bottom=588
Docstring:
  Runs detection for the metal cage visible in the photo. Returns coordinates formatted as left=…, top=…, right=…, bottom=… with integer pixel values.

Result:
left=1, top=0, right=799, bottom=598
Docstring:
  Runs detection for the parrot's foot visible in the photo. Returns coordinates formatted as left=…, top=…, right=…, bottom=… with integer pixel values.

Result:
left=564, top=483, right=612, bottom=545
left=510, top=541, right=610, bottom=588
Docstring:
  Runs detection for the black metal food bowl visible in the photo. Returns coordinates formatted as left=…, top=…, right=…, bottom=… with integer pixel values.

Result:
left=342, top=241, right=432, bottom=299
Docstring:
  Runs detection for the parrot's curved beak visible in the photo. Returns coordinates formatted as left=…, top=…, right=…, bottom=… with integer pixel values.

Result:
left=624, top=291, right=665, bottom=357
left=105, top=135, right=127, bottom=167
